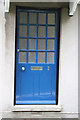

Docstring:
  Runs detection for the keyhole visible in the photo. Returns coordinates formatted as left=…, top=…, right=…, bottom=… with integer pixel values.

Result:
left=48, top=66, right=50, bottom=70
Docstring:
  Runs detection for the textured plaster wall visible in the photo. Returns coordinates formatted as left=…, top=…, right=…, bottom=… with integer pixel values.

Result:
left=0, top=0, right=5, bottom=112
left=59, top=8, right=78, bottom=112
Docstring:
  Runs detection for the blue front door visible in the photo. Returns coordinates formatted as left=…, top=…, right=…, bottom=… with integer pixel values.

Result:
left=15, top=7, right=59, bottom=104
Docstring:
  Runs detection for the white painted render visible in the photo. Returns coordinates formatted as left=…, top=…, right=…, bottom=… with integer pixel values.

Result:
left=59, top=7, right=78, bottom=113
left=0, top=2, right=78, bottom=118
left=0, top=0, right=5, bottom=115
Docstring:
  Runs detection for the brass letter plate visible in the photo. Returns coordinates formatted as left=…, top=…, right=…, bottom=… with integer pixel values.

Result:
left=31, top=66, right=43, bottom=70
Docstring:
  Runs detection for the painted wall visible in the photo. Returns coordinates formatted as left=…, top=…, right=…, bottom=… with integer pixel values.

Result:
left=59, top=8, right=78, bottom=113
left=78, top=5, right=80, bottom=115
left=0, top=2, right=78, bottom=115
left=0, top=0, right=6, bottom=118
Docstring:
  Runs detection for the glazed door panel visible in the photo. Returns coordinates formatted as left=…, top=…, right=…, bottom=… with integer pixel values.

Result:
left=15, top=8, right=59, bottom=104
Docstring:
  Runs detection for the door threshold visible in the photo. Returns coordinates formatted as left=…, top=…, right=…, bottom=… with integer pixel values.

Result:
left=12, top=105, right=62, bottom=112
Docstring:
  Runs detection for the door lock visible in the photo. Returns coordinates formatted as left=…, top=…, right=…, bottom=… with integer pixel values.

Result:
left=22, top=67, right=25, bottom=71
left=17, top=49, right=19, bottom=52
left=48, top=66, right=50, bottom=70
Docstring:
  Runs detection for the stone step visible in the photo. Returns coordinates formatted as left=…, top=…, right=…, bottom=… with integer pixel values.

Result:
left=1, top=118, right=79, bottom=120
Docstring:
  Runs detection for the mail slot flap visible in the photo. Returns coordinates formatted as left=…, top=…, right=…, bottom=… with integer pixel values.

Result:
left=31, top=66, right=43, bottom=70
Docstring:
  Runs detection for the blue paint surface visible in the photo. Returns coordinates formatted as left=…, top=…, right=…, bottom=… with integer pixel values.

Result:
left=16, top=8, right=59, bottom=104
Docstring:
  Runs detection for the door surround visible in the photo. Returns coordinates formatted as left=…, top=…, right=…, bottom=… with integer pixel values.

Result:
left=13, top=6, right=61, bottom=111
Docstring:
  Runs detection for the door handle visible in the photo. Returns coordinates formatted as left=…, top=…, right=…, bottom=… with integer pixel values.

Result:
left=17, top=49, right=19, bottom=52
left=22, top=67, right=25, bottom=71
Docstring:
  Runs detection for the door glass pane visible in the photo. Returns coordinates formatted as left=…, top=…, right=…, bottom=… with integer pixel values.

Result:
left=38, top=39, right=45, bottom=50
left=19, top=39, right=27, bottom=49
left=19, top=26, right=27, bottom=37
left=47, top=52, right=54, bottom=63
left=20, top=12, right=27, bottom=24
left=29, top=13, right=37, bottom=24
left=29, top=39, right=36, bottom=50
left=29, top=26, right=36, bottom=37
left=48, top=13, right=55, bottom=24
left=28, top=52, right=36, bottom=63
left=38, top=13, right=46, bottom=24
left=47, top=26, right=55, bottom=38
left=38, top=26, right=46, bottom=37
left=19, top=52, right=26, bottom=63
left=47, top=39, right=54, bottom=50
left=38, top=52, right=45, bottom=63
